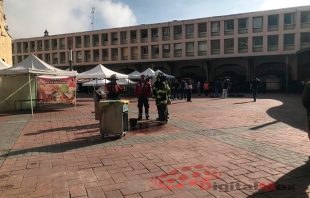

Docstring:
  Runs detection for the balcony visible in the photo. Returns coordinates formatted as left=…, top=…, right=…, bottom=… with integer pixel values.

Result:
left=198, top=51, right=207, bottom=56
left=121, top=40, right=127, bottom=45
left=224, top=30, right=234, bottom=36
left=268, top=25, right=279, bottom=32
left=141, top=38, right=148, bottom=43
left=224, top=48, right=234, bottom=54
left=198, top=32, right=207, bottom=38
left=131, top=38, right=137, bottom=44
left=93, top=42, right=99, bottom=47
left=131, top=55, right=138, bottom=60
left=238, top=28, right=248, bottom=34
left=102, top=41, right=108, bottom=46
left=152, top=54, right=159, bottom=59
left=283, top=44, right=295, bottom=51
left=211, top=49, right=220, bottom=55
left=253, top=27, right=263, bottom=33
left=85, top=43, right=90, bottom=47
left=163, top=53, right=170, bottom=58
left=186, top=52, right=194, bottom=57
left=268, top=45, right=278, bottom=51
left=301, top=43, right=310, bottom=49
left=163, top=36, right=170, bottom=41
left=112, top=56, right=118, bottom=61
left=174, top=52, right=182, bottom=57
left=93, top=57, right=100, bottom=62
left=253, top=46, right=263, bottom=52
left=186, top=33, right=194, bottom=39
left=174, top=35, right=182, bottom=40
left=284, top=24, right=295, bottom=30
left=151, top=35, right=159, bottom=42
left=301, top=22, right=310, bottom=29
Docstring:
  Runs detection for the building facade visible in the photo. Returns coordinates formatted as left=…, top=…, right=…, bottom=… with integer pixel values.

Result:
left=0, top=0, right=12, bottom=66
left=12, top=5, right=310, bottom=91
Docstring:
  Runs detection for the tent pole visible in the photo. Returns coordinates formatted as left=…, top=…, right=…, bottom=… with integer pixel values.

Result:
left=29, top=73, right=34, bottom=116
left=75, top=77, right=77, bottom=110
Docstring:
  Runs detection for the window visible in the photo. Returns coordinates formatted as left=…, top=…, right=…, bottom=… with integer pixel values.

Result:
left=163, top=44, right=170, bottom=54
left=122, top=48, right=128, bottom=57
left=142, top=46, right=148, bottom=55
left=198, top=23, right=207, bottom=33
left=268, top=15, right=279, bottom=26
left=186, top=42, right=194, bottom=53
left=284, top=34, right=295, bottom=45
left=238, top=18, right=248, bottom=29
left=112, top=48, right=118, bottom=57
left=186, top=24, right=194, bottom=35
left=253, top=17, right=263, bottom=28
left=112, top=33, right=118, bottom=41
left=141, top=30, right=148, bottom=38
left=198, top=41, right=207, bottom=52
left=102, top=49, right=108, bottom=58
left=131, top=31, right=137, bottom=39
left=211, top=22, right=220, bottom=32
left=268, top=35, right=278, bottom=46
left=224, top=39, right=234, bottom=49
left=238, top=38, right=248, bottom=49
left=174, top=26, right=182, bottom=36
left=151, top=28, right=158, bottom=38
left=131, top=47, right=138, bottom=56
left=162, top=27, right=170, bottom=37
left=152, top=45, right=159, bottom=57
left=301, top=11, right=310, bottom=23
left=284, top=13, right=295, bottom=25
left=301, top=32, right=310, bottom=43
left=174, top=43, right=182, bottom=53
left=121, top=32, right=127, bottom=41
left=224, top=20, right=234, bottom=31
left=253, top=36, right=263, bottom=47
left=211, top=40, right=220, bottom=49
left=102, top=34, right=108, bottom=41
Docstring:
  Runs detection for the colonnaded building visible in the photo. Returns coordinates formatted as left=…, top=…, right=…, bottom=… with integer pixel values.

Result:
left=12, top=5, right=310, bottom=91
left=0, top=0, right=12, bottom=66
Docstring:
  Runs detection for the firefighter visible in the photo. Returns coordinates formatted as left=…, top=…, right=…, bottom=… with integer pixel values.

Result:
left=135, top=74, right=152, bottom=120
left=105, top=74, right=125, bottom=100
left=153, top=73, right=171, bottom=125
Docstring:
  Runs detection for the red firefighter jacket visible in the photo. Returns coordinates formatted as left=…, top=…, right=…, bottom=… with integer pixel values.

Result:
left=105, top=83, right=125, bottom=94
left=135, top=81, right=152, bottom=97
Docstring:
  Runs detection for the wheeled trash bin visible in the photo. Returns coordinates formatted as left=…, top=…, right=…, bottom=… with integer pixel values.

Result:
left=95, top=100, right=129, bottom=139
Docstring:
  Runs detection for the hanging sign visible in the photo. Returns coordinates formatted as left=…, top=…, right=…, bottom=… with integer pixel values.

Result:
left=37, top=76, right=76, bottom=104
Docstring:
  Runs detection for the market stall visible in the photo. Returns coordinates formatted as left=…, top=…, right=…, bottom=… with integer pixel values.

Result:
left=0, top=55, right=77, bottom=114
left=0, top=59, right=10, bottom=69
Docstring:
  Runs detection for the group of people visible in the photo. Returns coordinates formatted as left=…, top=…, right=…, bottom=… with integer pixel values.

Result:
left=134, top=73, right=171, bottom=125
left=169, top=78, right=198, bottom=102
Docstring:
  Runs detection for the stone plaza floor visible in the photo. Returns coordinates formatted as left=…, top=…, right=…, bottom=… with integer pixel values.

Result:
left=0, top=93, right=310, bottom=198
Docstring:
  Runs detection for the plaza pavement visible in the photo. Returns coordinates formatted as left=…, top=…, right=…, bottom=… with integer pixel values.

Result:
left=0, top=93, right=310, bottom=198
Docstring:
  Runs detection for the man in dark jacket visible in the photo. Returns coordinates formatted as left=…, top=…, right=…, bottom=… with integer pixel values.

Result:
left=251, top=77, right=260, bottom=102
left=135, top=75, right=152, bottom=120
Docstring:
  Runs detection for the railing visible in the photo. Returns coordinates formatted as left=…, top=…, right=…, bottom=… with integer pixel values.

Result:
left=224, top=48, right=234, bottom=54
left=238, top=28, right=248, bottom=34
left=268, top=25, right=279, bottom=32
left=198, top=51, right=207, bottom=56
left=211, top=49, right=220, bottom=55
left=198, top=32, right=207, bottom=38
left=186, top=52, right=194, bottom=57
left=224, top=30, right=234, bottom=35
left=131, top=55, right=138, bottom=60
left=174, top=35, right=182, bottom=40
left=141, top=38, right=148, bottom=43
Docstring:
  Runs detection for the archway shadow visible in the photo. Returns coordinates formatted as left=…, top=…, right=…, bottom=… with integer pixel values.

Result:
left=250, top=161, right=310, bottom=197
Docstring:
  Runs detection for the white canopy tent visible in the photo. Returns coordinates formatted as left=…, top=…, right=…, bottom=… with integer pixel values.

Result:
left=128, top=68, right=155, bottom=79
left=82, top=78, right=137, bottom=86
left=0, top=59, right=10, bottom=69
left=0, top=55, right=77, bottom=115
left=155, top=69, right=175, bottom=79
left=77, top=64, right=128, bottom=79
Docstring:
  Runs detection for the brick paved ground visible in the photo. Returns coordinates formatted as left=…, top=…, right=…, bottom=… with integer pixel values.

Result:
left=0, top=93, right=310, bottom=198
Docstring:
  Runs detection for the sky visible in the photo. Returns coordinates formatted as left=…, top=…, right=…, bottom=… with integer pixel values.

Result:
left=3, top=0, right=310, bottom=39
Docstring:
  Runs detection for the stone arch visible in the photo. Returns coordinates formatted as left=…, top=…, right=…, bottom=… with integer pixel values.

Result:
left=253, top=62, right=293, bottom=91
left=214, top=64, right=247, bottom=92
left=178, top=65, right=207, bottom=85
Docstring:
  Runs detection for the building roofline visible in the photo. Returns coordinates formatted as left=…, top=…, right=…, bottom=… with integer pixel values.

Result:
left=12, top=4, right=310, bottom=42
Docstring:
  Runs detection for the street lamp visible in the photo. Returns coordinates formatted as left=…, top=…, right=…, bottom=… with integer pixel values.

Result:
left=69, top=49, right=73, bottom=71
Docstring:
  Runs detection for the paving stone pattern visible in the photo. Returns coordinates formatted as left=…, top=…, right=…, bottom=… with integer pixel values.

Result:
left=0, top=94, right=309, bottom=197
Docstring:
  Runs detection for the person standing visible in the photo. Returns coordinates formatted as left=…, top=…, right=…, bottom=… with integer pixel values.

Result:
left=105, top=74, right=125, bottom=100
left=153, top=73, right=171, bottom=125
left=221, top=79, right=229, bottom=99
left=214, top=79, right=221, bottom=98
left=135, top=74, right=152, bottom=120
left=302, top=80, right=310, bottom=159
left=197, top=81, right=201, bottom=96
left=186, top=79, right=193, bottom=102
left=180, top=79, right=186, bottom=100
left=203, top=81, right=209, bottom=97
left=251, top=77, right=260, bottom=102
